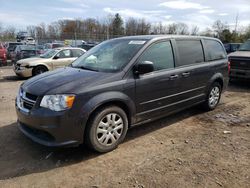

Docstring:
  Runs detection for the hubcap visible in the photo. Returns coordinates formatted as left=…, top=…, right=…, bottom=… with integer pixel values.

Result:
left=209, top=86, right=220, bottom=108
left=96, top=113, right=124, bottom=146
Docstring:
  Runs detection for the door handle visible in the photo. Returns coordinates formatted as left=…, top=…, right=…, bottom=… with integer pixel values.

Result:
left=170, top=74, right=179, bottom=80
left=182, top=72, right=190, bottom=77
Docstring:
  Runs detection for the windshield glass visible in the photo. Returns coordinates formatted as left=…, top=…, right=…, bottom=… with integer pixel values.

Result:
left=20, top=45, right=35, bottom=51
left=71, top=39, right=147, bottom=72
left=238, top=40, right=250, bottom=51
left=40, top=49, right=60, bottom=58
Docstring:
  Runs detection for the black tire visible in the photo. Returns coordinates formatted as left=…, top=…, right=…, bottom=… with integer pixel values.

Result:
left=85, top=106, right=128, bottom=153
left=202, top=82, right=222, bottom=111
left=33, top=65, right=48, bottom=76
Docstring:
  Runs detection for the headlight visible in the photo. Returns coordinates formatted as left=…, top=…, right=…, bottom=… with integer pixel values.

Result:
left=40, top=94, right=75, bottom=111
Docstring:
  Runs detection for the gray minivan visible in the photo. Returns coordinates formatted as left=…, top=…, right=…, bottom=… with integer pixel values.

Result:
left=16, top=35, right=229, bottom=152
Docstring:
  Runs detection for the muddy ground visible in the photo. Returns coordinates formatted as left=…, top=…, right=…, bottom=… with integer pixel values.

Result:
left=0, top=66, right=249, bottom=188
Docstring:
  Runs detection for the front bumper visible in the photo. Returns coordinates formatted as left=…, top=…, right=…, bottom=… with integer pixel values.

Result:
left=16, top=101, right=84, bottom=147
left=230, top=69, right=250, bottom=79
left=13, top=64, right=33, bottom=77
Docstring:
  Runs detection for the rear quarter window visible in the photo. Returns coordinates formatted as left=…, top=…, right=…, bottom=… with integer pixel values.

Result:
left=175, top=40, right=204, bottom=67
left=204, top=39, right=226, bottom=61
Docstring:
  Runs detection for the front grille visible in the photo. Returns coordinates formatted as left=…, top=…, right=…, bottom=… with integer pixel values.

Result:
left=26, top=92, right=38, bottom=101
left=230, top=57, right=250, bottom=70
left=17, top=89, right=38, bottom=112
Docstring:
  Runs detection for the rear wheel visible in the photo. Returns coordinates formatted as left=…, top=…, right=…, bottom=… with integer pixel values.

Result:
left=33, top=65, right=48, bottom=76
left=85, top=106, right=128, bottom=153
left=203, top=82, right=222, bottom=111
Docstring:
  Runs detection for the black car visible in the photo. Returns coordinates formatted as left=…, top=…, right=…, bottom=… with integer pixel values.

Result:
left=224, top=43, right=242, bottom=54
left=16, top=35, right=229, bottom=153
left=6, top=42, right=23, bottom=59
left=16, top=31, right=28, bottom=42
left=11, top=45, right=37, bottom=63
left=78, top=43, right=97, bottom=51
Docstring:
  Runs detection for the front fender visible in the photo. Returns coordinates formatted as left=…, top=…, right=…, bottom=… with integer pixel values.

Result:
left=80, top=91, right=136, bottom=127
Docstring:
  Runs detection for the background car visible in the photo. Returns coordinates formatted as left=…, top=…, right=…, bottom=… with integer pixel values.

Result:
left=44, top=43, right=64, bottom=50
left=11, top=45, right=37, bottom=63
left=0, top=43, right=7, bottom=66
left=224, top=43, right=242, bottom=54
left=6, top=42, right=23, bottom=59
left=14, top=47, right=86, bottom=77
left=228, top=39, right=250, bottom=80
left=36, top=45, right=45, bottom=55
left=24, top=37, right=36, bottom=45
left=16, top=31, right=28, bottom=42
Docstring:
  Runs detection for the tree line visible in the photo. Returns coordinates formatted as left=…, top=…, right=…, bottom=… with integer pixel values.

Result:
left=0, top=13, right=250, bottom=43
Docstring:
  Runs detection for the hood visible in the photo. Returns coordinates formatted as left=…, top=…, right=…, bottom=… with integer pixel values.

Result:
left=17, top=57, right=50, bottom=66
left=228, top=51, right=250, bottom=58
left=22, top=67, right=115, bottom=96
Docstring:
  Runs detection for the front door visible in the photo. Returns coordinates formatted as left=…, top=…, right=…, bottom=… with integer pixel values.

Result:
left=135, top=40, right=182, bottom=122
left=52, top=49, right=75, bottom=69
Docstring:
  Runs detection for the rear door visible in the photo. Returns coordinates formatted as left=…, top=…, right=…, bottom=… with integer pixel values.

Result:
left=172, top=39, right=213, bottom=106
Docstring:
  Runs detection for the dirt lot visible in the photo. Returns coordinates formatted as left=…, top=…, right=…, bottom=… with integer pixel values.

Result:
left=0, top=66, right=249, bottom=188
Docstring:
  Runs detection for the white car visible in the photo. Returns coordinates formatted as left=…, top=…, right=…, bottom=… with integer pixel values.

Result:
left=14, top=47, right=86, bottom=77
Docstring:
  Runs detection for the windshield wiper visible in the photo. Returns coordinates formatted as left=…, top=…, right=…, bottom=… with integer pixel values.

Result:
left=74, top=66, right=99, bottom=72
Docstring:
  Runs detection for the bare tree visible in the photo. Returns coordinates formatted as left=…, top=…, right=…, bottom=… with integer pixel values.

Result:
left=190, top=26, right=199, bottom=35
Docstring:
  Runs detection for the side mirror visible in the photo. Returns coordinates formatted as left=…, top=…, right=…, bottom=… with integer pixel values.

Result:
left=134, top=61, right=154, bottom=75
left=53, top=54, right=60, bottom=60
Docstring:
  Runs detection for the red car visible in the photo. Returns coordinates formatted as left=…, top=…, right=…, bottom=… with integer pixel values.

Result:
left=0, top=43, right=7, bottom=66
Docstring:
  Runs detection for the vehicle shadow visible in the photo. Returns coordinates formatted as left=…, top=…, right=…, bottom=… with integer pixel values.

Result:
left=0, top=75, right=27, bottom=83
left=0, top=107, right=203, bottom=180
left=227, top=80, right=250, bottom=92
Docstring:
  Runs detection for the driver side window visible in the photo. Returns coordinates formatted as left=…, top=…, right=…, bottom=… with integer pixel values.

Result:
left=139, top=41, right=174, bottom=71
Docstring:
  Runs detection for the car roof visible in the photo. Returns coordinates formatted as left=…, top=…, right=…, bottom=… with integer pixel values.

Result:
left=115, top=35, right=221, bottom=42
left=54, top=47, right=85, bottom=50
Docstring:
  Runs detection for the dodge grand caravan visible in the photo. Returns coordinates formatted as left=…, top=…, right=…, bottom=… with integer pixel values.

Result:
left=16, top=35, right=229, bottom=153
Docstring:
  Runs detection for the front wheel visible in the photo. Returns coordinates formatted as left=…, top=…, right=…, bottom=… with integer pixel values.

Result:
left=85, top=106, right=128, bottom=153
left=33, top=66, right=48, bottom=76
left=203, top=82, right=222, bottom=111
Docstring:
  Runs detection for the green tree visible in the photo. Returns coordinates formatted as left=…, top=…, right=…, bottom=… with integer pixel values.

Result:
left=112, top=13, right=124, bottom=36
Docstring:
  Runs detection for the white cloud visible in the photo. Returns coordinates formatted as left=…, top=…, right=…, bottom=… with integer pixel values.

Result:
left=53, top=7, right=85, bottom=13
left=103, top=7, right=172, bottom=22
left=218, top=13, right=228, bottom=16
left=61, top=0, right=89, bottom=8
left=164, top=15, right=172, bottom=19
left=181, top=13, right=215, bottom=30
left=159, top=0, right=209, bottom=10
left=199, top=9, right=215, bottom=14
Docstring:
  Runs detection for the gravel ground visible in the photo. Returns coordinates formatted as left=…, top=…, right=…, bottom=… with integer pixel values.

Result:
left=0, top=67, right=249, bottom=188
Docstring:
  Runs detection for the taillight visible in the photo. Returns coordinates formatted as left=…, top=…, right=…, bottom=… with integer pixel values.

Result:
left=228, top=61, right=231, bottom=74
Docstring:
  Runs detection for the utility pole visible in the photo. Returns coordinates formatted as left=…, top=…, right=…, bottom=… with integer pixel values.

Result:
left=235, top=12, right=239, bottom=33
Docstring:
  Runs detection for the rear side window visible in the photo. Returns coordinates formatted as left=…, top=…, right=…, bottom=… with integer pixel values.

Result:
left=139, top=41, right=174, bottom=71
left=176, top=40, right=204, bottom=67
left=204, top=39, right=226, bottom=61
left=72, top=49, right=84, bottom=57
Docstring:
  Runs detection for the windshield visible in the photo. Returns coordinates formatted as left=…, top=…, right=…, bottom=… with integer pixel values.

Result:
left=20, top=45, right=35, bottom=51
left=72, top=39, right=147, bottom=72
left=238, top=40, right=250, bottom=51
left=40, top=49, right=60, bottom=58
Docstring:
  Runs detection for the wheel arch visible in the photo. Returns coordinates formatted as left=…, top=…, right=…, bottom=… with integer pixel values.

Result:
left=80, top=92, right=136, bottom=136
left=32, top=64, right=49, bottom=76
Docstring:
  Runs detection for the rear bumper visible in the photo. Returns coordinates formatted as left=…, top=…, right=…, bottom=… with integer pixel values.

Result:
left=230, top=69, right=250, bottom=79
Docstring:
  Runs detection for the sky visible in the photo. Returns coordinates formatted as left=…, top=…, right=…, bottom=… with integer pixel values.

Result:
left=0, top=0, right=250, bottom=31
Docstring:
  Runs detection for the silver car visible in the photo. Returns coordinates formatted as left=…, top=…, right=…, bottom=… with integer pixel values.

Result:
left=14, top=47, right=86, bottom=77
